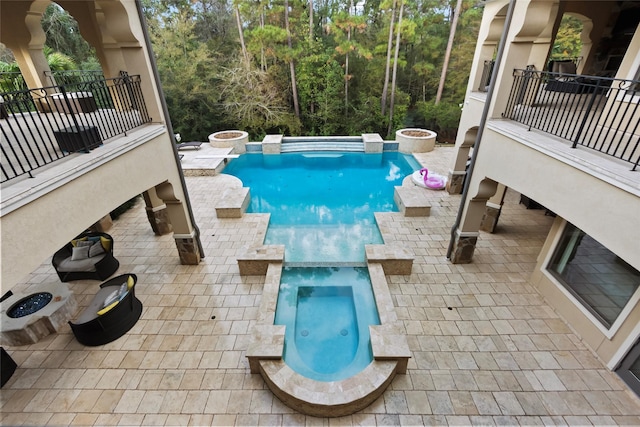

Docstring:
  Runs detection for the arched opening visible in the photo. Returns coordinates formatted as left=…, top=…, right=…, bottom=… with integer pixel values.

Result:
left=38, top=2, right=103, bottom=86
left=549, top=14, right=584, bottom=67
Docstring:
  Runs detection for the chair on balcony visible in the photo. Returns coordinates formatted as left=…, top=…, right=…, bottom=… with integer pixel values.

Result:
left=545, top=60, right=612, bottom=94
left=52, top=232, right=119, bottom=282
left=545, top=60, right=583, bottom=93
left=68, top=273, right=142, bottom=346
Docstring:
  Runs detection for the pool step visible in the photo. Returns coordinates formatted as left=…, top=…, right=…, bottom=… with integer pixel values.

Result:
left=281, top=137, right=364, bottom=152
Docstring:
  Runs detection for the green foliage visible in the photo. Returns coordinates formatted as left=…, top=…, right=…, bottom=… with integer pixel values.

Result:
left=219, top=60, right=301, bottom=137
left=414, top=100, right=462, bottom=142
left=136, top=0, right=483, bottom=138
left=44, top=48, right=78, bottom=71
left=551, top=15, right=583, bottom=60
left=297, top=49, right=346, bottom=135
left=0, top=61, right=20, bottom=73
left=41, top=4, right=96, bottom=66
left=148, top=10, right=226, bottom=141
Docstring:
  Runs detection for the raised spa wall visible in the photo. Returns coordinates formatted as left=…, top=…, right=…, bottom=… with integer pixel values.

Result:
left=241, top=226, right=412, bottom=417
left=243, top=132, right=436, bottom=155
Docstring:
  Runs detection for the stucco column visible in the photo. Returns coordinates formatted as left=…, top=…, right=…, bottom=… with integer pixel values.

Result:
left=480, top=183, right=507, bottom=233
left=0, top=2, right=51, bottom=90
left=450, top=195, right=487, bottom=263
left=142, top=188, right=172, bottom=236
left=155, top=182, right=201, bottom=265
left=450, top=178, right=498, bottom=264
left=448, top=128, right=476, bottom=195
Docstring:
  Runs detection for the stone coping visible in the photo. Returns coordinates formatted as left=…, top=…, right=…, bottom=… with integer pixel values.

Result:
left=237, top=245, right=285, bottom=275
left=365, top=244, right=414, bottom=275
left=394, top=186, right=432, bottom=217
left=246, top=260, right=410, bottom=416
left=215, top=187, right=250, bottom=218
left=258, top=359, right=399, bottom=418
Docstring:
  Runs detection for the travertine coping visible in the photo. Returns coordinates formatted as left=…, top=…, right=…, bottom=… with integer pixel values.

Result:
left=215, top=187, right=250, bottom=218
left=237, top=245, right=285, bottom=275
left=258, top=359, right=399, bottom=417
left=394, top=186, right=432, bottom=217
left=365, top=244, right=414, bottom=275
left=0, top=282, right=77, bottom=346
left=246, top=261, right=411, bottom=416
left=262, top=134, right=283, bottom=154
left=362, top=133, right=383, bottom=153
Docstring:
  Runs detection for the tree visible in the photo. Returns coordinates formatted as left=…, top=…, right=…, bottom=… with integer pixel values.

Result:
left=234, top=3, right=249, bottom=61
left=135, top=0, right=482, bottom=138
left=381, top=0, right=397, bottom=115
left=219, top=61, right=301, bottom=136
left=435, top=0, right=462, bottom=104
left=147, top=8, right=224, bottom=141
left=284, top=0, right=301, bottom=118
left=551, top=15, right=583, bottom=61
left=41, top=3, right=95, bottom=66
left=387, top=0, right=403, bottom=136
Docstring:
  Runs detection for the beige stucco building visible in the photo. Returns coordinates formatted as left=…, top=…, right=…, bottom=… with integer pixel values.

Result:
left=1, top=0, right=203, bottom=293
left=448, top=0, right=640, bottom=395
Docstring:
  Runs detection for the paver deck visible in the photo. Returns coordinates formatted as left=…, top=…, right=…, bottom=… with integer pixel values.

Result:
left=2, top=146, right=640, bottom=426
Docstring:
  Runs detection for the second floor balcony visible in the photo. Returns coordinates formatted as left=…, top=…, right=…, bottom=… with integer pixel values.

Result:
left=1, top=72, right=152, bottom=185
left=502, top=68, right=639, bottom=172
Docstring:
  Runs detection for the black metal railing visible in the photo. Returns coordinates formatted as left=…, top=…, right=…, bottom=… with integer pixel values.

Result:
left=44, top=69, right=105, bottom=86
left=503, top=69, right=640, bottom=171
left=478, top=60, right=495, bottom=92
left=1, top=74, right=152, bottom=183
left=0, top=72, right=28, bottom=93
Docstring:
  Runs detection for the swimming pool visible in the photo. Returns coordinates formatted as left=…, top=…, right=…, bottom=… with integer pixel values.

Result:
left=223, top=151, right=420, bottom=264
left=225, top=150, right=418, bottom=382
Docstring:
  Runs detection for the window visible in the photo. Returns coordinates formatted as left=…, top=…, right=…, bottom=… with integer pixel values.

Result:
left=617, top=339, right=640, bottom=398
left=548, top=222, right=640, bottom=328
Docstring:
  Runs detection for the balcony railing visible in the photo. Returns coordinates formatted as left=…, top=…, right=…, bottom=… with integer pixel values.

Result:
left=503, top=69, right=640, bottom=171
left=44, top=70, right=106, bottom=86
left=1, top=74, right=151, bottom=183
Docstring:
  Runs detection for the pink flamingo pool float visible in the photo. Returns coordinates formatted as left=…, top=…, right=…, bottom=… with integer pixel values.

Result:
left=411, top=167, right=446, bottom=190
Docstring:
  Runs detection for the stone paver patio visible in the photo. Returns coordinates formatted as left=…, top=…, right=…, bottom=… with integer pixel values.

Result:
left=2, top=146, right=640, bottom=426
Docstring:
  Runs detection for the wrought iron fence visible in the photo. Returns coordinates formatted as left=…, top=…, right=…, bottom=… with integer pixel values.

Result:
left=1, top=74, right=151, bottom=183
left=44, top=69, right=105, bottom=86
left=503, top=69, right=640, bottom=171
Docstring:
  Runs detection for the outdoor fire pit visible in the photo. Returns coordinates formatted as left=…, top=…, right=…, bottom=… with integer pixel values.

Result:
left=395, top=128, right=437, bottom=153
left=1, top=283, right=76, bottom=346
left=208, top=130, right=248, bottom=154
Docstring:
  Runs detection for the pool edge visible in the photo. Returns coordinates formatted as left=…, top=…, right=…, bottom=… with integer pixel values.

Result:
left=246, top=261, right=411, bottom=416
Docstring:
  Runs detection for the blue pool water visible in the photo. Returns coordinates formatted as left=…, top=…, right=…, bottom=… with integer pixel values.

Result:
left=274, top=267, right=380, bottom=381
left=222, top=151, right=420, bottom=264
left=223, top=151, right=418, bottom=381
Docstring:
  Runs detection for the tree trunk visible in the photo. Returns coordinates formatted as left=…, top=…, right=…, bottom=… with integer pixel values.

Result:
left=435, top=0, right=462, bottom=104
left=235, top=6, right=248, bottom=62
left=309, top=0, right=314, bottom=41
left=285, top=0, right=300, bottom=118
left=344, top=0, right=355, bottom=114
left=387, top=0, right=403, bottom=137
left=260, top=11, right=266, bottom=71
left=381, top=0, right=397, bottom=115
left=309, top=0, right=315, bottom=114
